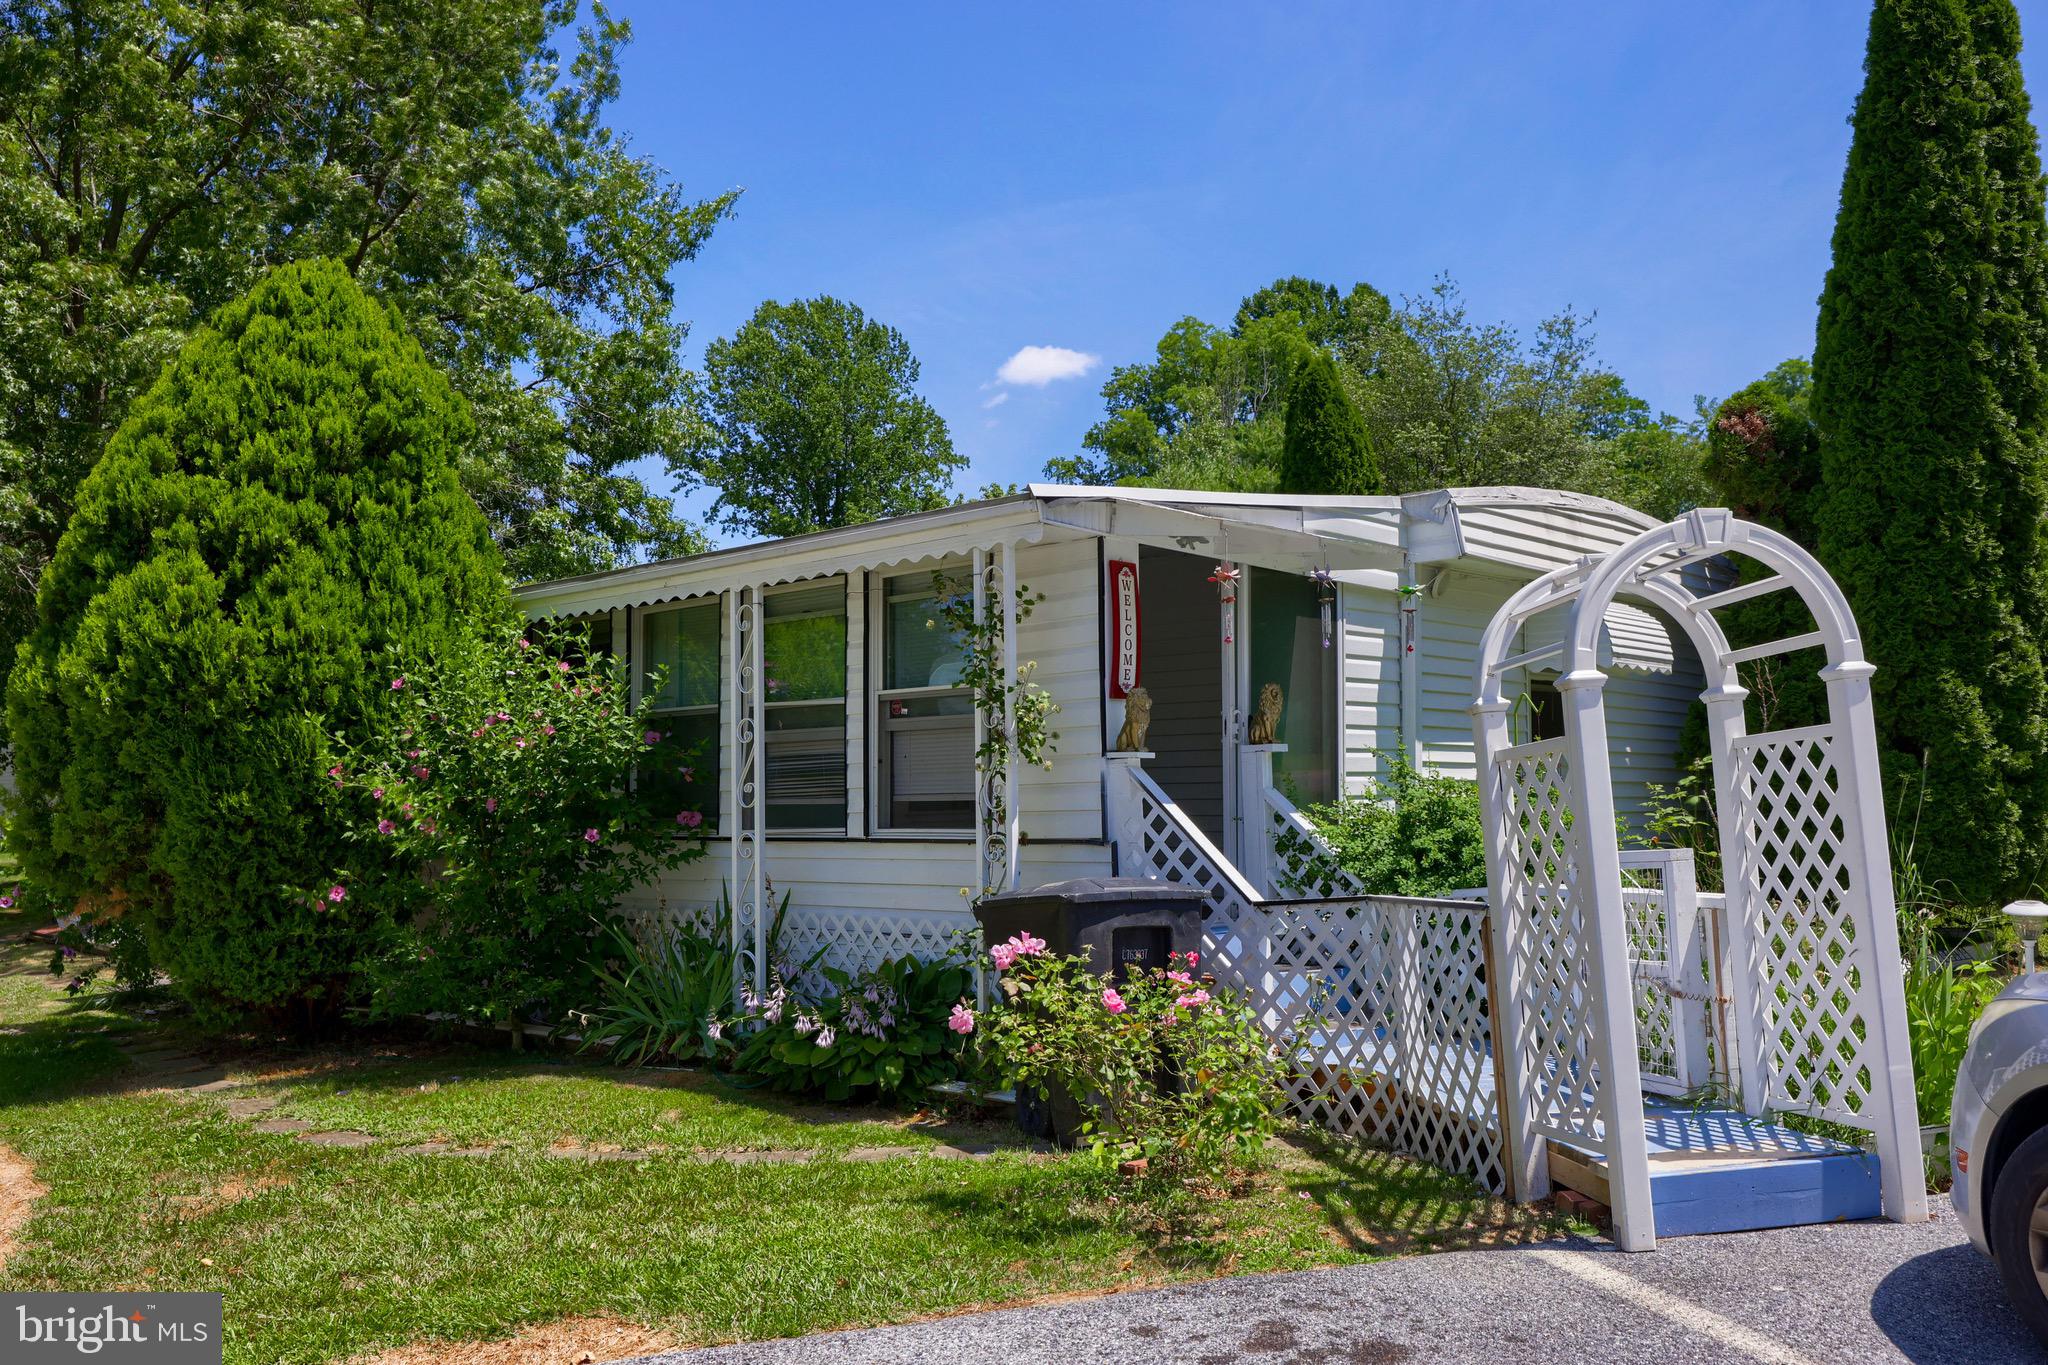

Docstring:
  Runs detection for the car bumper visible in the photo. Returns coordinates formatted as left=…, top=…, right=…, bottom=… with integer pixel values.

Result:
left=1953, top=1066, right=1992, bottom=1255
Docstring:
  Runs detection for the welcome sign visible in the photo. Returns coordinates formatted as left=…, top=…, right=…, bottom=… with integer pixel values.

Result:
left=1108, top=559, right=1139, bottom=698
left=4, top=1294, right=222, bottom=1363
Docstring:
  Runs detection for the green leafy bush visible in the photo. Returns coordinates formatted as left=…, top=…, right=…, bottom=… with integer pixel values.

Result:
left=4, top=259, right=507, bottom=1027
left=1295, top=759, right=1487, bottom=898
left=332, top=624, right=708, bottom=1032
left=981, top=937, right=1281, bottom=1207
left=576, top=914, right=741, bottom=1068
left=734, top=953, right=976, bottom=1102
left=1905, top=954, right=2005, bottom=1127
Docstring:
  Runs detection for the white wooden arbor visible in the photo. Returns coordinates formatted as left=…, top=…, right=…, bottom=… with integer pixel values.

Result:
left=1471, top=507, right=1929, bottom=1251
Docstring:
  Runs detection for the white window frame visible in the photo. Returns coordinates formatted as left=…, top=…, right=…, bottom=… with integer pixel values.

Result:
left=758, top=577, right=851, bottom=837
left=869, top=561, right=976, bottom=839
left=636, top=593, right=723, bottom=834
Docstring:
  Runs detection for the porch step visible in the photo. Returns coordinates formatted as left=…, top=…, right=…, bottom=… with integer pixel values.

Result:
left=1546, top=1099, right=1881, bottom=1238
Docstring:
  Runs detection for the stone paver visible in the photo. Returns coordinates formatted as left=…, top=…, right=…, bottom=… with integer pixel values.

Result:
left=390, top=1142, right=500, bottom=1157
left=716, top=1150, right=816, bottom=1165
left=223, top=1096, right=279, bottom=1118
left=251, top=1118, right=313, bottom=1135
left=548, top=1146, right=655, bottom=1162
left=298, top=1130, right=378, bottom=1148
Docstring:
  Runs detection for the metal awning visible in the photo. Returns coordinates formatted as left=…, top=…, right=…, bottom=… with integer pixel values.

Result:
left=1034, top=488, right=1405, bottom=574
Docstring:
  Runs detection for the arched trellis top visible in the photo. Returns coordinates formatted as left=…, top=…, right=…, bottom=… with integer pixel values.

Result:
left=1467, top=506, right=1928, bottom=1253
left=1473, top=507, right=1867, bottom=712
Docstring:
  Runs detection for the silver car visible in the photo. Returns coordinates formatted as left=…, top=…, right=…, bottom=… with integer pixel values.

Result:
left=1954, top=973, right=2048, bottom=1344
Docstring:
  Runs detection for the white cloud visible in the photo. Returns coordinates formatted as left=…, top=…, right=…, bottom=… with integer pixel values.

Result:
left=996, top=345, right=1100, bottom=387
left=981, top=391, right=1010, bottom=410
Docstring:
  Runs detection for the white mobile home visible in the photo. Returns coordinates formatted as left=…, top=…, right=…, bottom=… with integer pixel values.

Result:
left=515, top=484, right=1703, bottom=980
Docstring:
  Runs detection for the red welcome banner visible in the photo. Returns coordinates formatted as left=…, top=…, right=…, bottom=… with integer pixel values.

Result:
left=1108, top=559, right=1139, bottom=698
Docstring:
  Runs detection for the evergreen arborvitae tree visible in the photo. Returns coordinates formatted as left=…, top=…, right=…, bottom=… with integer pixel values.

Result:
left=1812, top=0, right=2048, bottom=902
left=5, top=259, right=509, bottom=1025
left=1278, top=352, right=1379, bottom=495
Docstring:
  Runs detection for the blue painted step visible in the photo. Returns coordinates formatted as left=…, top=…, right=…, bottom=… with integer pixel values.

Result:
left=1551, top=1099, right=1883, bottom=1238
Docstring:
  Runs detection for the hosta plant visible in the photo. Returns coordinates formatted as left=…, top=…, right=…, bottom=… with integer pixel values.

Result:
left=734, top=952, right=976, bottom=1102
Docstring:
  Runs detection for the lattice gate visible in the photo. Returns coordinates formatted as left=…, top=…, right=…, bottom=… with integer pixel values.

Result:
left=1472, top=507, right=1928, bottom=1251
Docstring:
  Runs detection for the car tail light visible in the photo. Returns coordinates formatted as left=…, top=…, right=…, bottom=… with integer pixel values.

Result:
left=1957, top=1148, right=1969, bottom=1173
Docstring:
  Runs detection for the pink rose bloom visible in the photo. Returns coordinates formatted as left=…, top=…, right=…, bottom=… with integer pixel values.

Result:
left=558, top=661, right=572, bottom=673
left=542, top=725, right=556, bottom=737
left=326, top=884, right=347, bottom=904
left=1008, top=932, right=1047, bottom=958
left=377, top=819, right=396, bottom=835
left=947, top=1003, right=976, bottom=1035
left=518, top=638, right=531, bottom=650
left=583, top=828, right=600, bottom=844
left=412, top=766, right=429, bottom=781
left=327, top=765, right=343, bottom=778
left=514, top=738, right=527, bottom=749
left=677, top=810, right=703, bottom=829
left=1185, top=952, right=1199, bottom=968
left=1101, top=987, right=1126, bottom=1014
left=988, top=943, right=1018, bottom=970
left=371, top=788, right=384, bottom=800
left=471, top=728, right=485, bottom=738
left=1166, top=970, right=1193, bottom=985
left=485, top=797, right=498, bottom=813
left=390, top=677, right=405, bottom=690
left=0, top=896, right=14, bottom=910
left=1174, top=990, right=1210, bottom=1010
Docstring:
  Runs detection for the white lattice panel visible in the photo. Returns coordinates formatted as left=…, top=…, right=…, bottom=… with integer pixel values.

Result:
left=1492, top=742, right=1604, bottom=1146
left=1130, top=772, right=1259, bottom=925
left=1732, top=725, right=1875, bottom=1126
left=781, top=908, right=979, bottom=996
left=1622, top=882, right=1680, bottom=1089
left=1267, top=794, right=1368, bottom=899
left=1209, top=897, right=1506, bottom=1195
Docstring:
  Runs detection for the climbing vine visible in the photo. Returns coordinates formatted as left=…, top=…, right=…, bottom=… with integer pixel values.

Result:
left=935, top=566, right=1059, bottom=892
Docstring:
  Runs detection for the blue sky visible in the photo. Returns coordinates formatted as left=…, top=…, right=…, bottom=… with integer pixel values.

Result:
left=608, top=2, right=2048, bottom=536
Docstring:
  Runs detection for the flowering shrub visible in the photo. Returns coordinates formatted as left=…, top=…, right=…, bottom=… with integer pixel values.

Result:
left=330, top=624, right=707, bottom=1033
left=982, top=939, right=1282, bottom=1196
left=733, top=952, right=977, bottom=1101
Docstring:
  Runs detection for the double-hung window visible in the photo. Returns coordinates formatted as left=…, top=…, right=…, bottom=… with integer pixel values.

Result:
left=875, top=569, right=975, bottom=832
left=761, top=580, right=849, bottom=832
left=640, top=598, right=721, bottom=828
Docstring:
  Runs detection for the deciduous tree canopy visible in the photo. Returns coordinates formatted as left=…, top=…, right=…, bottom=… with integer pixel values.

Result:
left=1049, top=274, right=1711, bottom=519
left=690, top=296, right=961, bottom=538
left=0, top=0, right=731, bottom=710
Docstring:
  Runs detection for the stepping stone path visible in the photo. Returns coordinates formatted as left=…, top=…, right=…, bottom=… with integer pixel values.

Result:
left=116, top=1039, right=1056, bottom=1168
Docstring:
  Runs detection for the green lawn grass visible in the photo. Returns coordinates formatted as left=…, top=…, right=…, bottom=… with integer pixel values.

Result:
left=0, top=907, right=1568, bottom=1363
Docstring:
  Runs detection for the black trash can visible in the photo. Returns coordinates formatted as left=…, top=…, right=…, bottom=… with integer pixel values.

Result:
left=974, top=876, right=1210, bottom=1142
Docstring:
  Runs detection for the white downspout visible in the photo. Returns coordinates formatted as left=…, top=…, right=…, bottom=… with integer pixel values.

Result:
left=1399, top=555, right=1423, bottom=773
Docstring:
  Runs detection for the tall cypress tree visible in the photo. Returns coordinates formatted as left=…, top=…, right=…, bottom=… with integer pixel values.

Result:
left=1812, top=0, right=2048, bottom=901
left=1279, top=352, right=1379, bottom=495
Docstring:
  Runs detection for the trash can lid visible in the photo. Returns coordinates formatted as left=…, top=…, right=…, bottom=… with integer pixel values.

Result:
left=979, top=876, right=1211, bottom=906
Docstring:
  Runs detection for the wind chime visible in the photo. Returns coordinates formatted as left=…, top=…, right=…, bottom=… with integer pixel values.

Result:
left=1311, top=566, right=1337, bottom=649
left=1208, top=561, right=1239, bottom=645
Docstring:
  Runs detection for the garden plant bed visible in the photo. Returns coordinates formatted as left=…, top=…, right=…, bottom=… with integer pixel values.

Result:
left=0, top=910, right=1577, bottom=1363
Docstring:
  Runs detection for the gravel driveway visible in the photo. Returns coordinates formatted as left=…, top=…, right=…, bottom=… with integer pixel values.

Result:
left=616, top=1204, right=2046, bottom=1364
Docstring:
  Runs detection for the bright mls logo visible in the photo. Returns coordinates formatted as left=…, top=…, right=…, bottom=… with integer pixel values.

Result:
left=4, top=1294, right=221, bottom=1363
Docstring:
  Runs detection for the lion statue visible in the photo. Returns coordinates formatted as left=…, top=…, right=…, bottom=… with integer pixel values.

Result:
left=1247, top=682, right=1284, bottom=745
left=1114, top=686, right=1153, bottom=752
